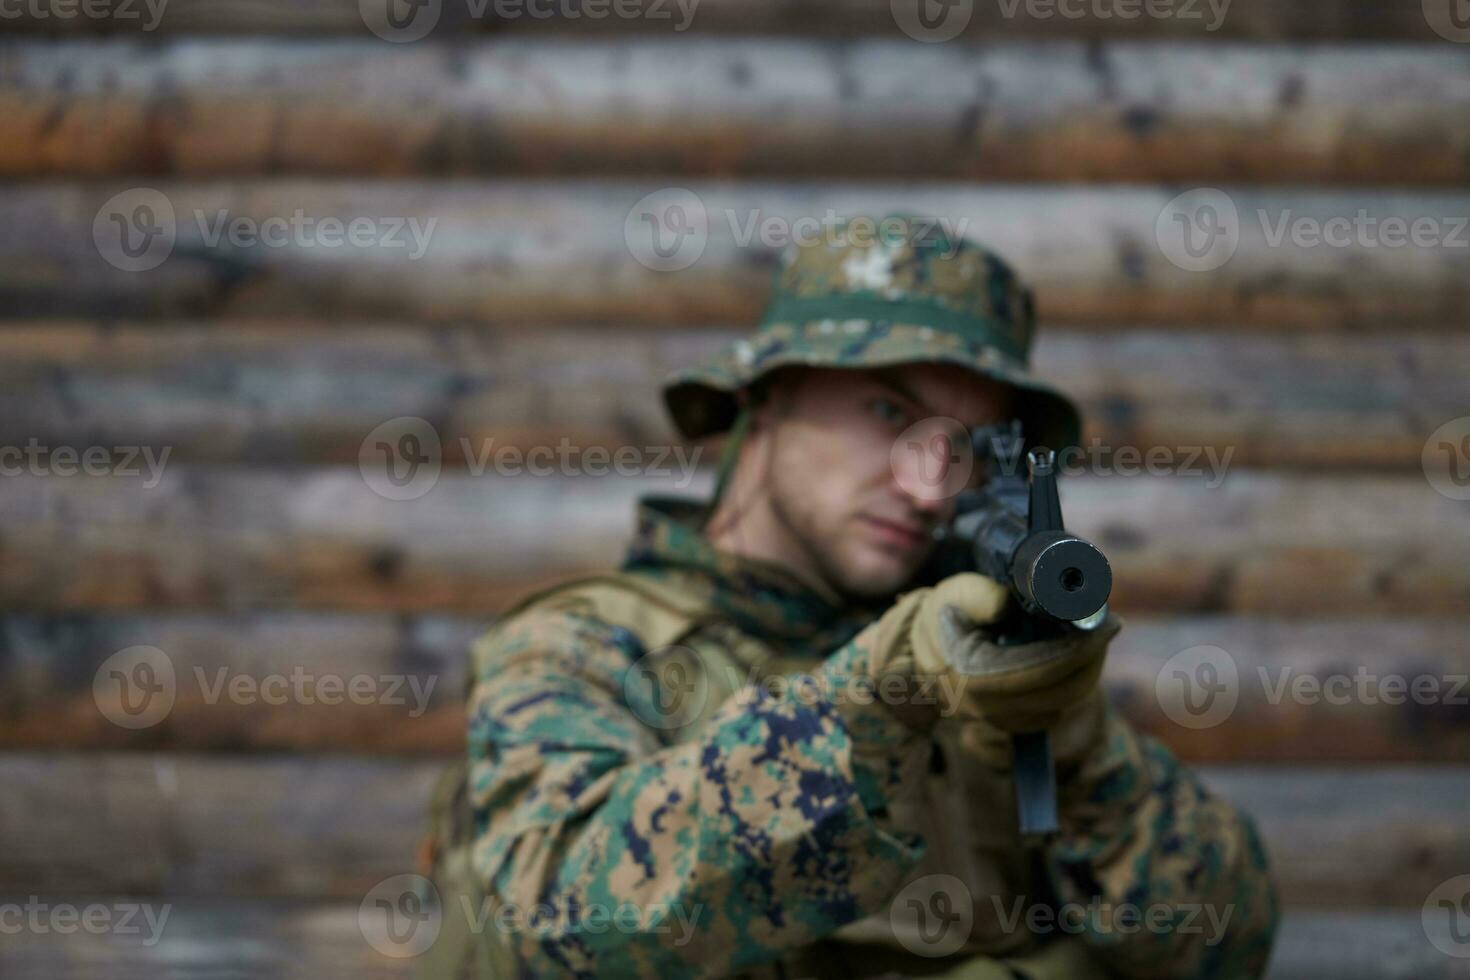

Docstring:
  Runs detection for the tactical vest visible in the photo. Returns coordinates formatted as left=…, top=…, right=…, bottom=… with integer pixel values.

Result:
left=416, top=573, right=1104, bottom=980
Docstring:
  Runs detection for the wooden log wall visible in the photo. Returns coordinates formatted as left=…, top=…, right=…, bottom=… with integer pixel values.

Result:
left=1, top=2, right=1469, bottom=977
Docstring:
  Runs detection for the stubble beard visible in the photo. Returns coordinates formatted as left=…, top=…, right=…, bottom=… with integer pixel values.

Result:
left=767, top=484, right=914, bottom=603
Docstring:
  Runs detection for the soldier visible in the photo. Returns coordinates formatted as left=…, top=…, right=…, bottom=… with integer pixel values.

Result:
left=421, top=216, right=1278, bottom=979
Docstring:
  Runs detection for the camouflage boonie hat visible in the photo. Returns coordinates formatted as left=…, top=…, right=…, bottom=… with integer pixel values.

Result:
left=663, top=215, right=1080, bottom=452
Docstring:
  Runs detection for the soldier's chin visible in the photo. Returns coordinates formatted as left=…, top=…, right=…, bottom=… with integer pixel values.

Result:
left=835, top=543, right=921, bottom=599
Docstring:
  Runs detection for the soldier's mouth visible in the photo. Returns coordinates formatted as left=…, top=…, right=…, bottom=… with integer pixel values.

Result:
left=858, top=514, right=929, bottom=551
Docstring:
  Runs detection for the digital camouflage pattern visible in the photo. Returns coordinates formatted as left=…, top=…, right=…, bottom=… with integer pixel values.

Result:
left=662, top=215, right=1081, bottom=452
left=460, top=498, right=1279, bottom=979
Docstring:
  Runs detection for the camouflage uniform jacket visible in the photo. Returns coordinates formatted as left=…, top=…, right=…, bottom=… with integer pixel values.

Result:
left=465, top=497, right=1278, bottom=979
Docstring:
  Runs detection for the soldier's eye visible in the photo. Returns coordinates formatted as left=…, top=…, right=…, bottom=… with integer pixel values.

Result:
left=867, top=397, right=908, bottom=426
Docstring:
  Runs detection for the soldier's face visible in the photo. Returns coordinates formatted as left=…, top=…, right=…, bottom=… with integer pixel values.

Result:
left=757, top=364, right=1010, bottom=600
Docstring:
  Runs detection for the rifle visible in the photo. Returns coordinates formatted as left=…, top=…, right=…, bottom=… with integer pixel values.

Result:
left=930, top=421, right=1113, bottom=835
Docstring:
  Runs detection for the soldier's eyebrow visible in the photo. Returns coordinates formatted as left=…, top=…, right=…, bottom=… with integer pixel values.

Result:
left=868, top=371, right=937, bottom=418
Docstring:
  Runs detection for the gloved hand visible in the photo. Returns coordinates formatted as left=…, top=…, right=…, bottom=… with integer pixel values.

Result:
left=866, top=572, right=1121, bottom=746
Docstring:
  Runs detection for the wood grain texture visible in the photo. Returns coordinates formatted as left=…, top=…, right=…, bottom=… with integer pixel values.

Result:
left=4, top=41, right=1469, bottom=183
left=6, top=182, right=1469, bottom=327
left=0, top=899, right=1464, bottom=980
left=1, top=468, right=1464, bottom=615
left=0, top=0, right=1449, bottom=40
left=1, top=753, right=1465, bottom=908
left=4, top=612, right=1469, bottom=762
left=0, top=322, right=1461, bottom=469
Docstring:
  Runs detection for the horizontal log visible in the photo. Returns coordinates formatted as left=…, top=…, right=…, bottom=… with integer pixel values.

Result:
left=0, top=612, right=479, bottom=753
left=0, top=895, right=407, bottom=980
left=1269, top=909, right=1470, bottom=980
left=0, top=898, right=1462, bottom=980
left=1105, top=617, right=1470, bottom=764
left=0, top=0, right=1447, bottom=40
left=5, top=182, right=1469, bottom=327
left=0, top=753, right=1465, bottom=908
left=0, top=322, right=1461, bottom=469
left=0, top=468, right=1465, bottom=615
left=5, top=41, right=1469, bottom=183
left=4, top=612, right=1469, bottom=763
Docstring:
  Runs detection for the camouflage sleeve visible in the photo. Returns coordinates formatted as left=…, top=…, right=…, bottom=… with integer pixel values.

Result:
left=466, top=606, right=930, bottom=978
left=1046, top=707, right=1280, bottom=978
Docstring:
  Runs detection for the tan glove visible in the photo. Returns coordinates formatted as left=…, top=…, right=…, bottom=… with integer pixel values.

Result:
left=866, top=572, right=1121, bottom=748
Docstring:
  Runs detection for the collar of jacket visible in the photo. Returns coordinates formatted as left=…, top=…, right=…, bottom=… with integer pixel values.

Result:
left=618, top=495, right=887, bottom=659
